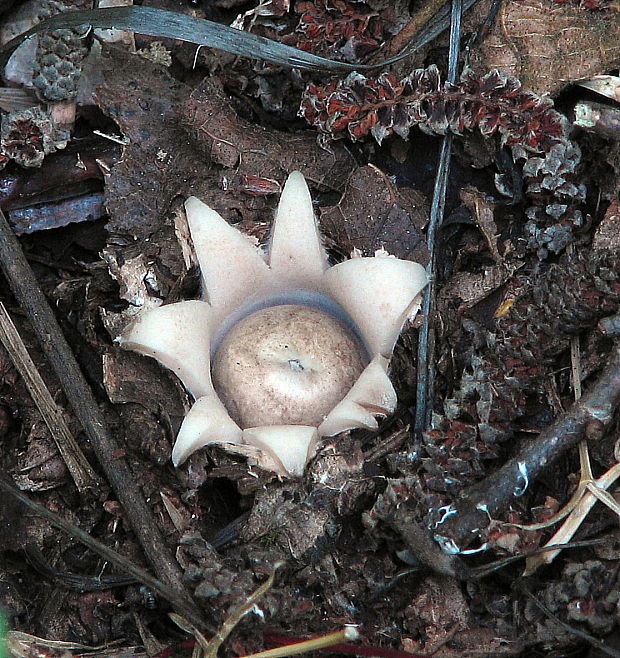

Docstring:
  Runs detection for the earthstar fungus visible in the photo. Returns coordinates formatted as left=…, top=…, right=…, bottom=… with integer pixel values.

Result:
left=120, top=172, right=428, bottom=477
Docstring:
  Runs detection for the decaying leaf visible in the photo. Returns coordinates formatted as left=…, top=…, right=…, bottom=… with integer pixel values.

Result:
left=320, top=164, right=429, bottom=262
left=183, top=76, right=355, bottom=193
left=467, top=0, right=620, bottom=96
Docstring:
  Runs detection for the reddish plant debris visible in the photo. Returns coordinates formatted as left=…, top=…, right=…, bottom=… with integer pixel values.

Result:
left=301, top=66, right=585, bottom=256
left=240, top=174, right=282, bottom=196
left=266, top=0, right=291, bottom=16
left=483, top=510, right=544, bottom=555
left=300, top=66, right=565, bottom=149
left=0, top=107, right=63, bottom=168
left=292, top=0, right=386, bottom=62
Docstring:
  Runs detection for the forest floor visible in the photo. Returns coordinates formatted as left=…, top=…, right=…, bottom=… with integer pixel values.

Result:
left=0, top=0, right=619, bottom=656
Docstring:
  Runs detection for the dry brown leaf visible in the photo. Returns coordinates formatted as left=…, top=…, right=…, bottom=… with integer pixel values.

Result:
left=320, top=164, right=429, bottom=262
left=468, top=0, right=620, bottom=95
left=183, top=76, right=355, bottom=193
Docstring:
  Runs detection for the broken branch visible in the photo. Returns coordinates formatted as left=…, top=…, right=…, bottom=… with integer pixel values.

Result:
left=440, top=342, right=620, bottom=548
left=0, top=208, right=206, bottom=632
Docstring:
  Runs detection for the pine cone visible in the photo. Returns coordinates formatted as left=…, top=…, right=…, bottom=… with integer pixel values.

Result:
left=419, top=248, right=620, bottom=501
left=33, top=27, right=88, bottom=101
left=497, top=249, right=620, bottom=361
left=30, top=0, right=89, bottom=103
left=0, top=107, right=58, bottom=167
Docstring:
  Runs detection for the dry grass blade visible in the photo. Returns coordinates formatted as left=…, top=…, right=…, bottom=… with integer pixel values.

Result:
left=0, top=301, right=99, bottom=492
left=205, top=562, right=282, bottom=658
left=238, top=628, right=360, bottom=658
left=524, top=461, right=620, bottom=574
left=585, top=480, right=620, bottom=514
left=6, top=630, right=117, bottom=657
left=0, top=3, right=479, bottom=75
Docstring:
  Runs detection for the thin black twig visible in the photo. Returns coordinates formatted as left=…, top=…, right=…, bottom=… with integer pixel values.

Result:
left=25, top=545, right=138, bottom=592
left=414, top=0, right=463, bottom=435
left=463, top=0, right=502, bottom=68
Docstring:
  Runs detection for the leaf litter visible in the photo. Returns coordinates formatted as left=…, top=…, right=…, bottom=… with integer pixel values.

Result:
left=0, top=0, right=619, bottom=656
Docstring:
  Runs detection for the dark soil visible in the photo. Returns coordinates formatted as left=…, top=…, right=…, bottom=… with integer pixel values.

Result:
left=0, top=0, right=619, bottom=657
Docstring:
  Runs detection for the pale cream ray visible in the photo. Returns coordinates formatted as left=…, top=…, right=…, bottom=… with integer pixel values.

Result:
left=319, top=357, right=397, bottom=436
left=120, top=300, right=213, bottom=398
left=185, top=197, right=271, bottom=328
left=321, top=257, right=428, bottom=358
left=172, top=392, right=243, bottom=466
left=243, top=425, right=319, bottom=477
left=268, top=171, right=328, bottom=289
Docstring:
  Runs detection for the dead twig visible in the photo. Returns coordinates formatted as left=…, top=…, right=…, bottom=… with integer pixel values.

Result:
left=0, top=301, right=99, bottom=492
left=0, top=472, right=214, bottom=633
left=440, top=342, right=620, bottom=548
left=0, top=208, right=206, bottom=631
left=518, top=584, right=620, bottom=658
left=510, top=334, right=620, bottom=573
left=414, top=0, right=463, bottom=434
left=390, top=508, right=468, bottom=578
